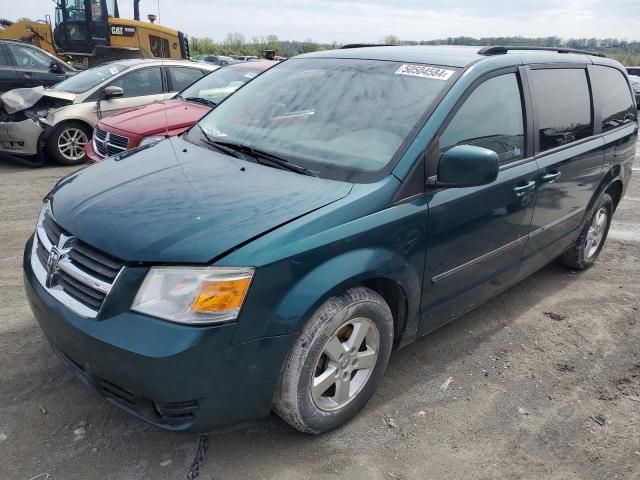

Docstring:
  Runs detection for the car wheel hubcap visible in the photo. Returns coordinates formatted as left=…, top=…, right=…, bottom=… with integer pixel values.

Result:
left=312, top=317, right=380, bottom=411
left=58, top=128, right=88, bottom=161
left=585, top=207, right=607, bottom=259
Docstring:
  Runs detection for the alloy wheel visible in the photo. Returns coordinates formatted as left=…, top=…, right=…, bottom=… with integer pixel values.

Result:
left=585, top=207, right=608, bottom=259
left=58, top=127, right=88, bottom=162
left=312, top=317, right=380, bottom=411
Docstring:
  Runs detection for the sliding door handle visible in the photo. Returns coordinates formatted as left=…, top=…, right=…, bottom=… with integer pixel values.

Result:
left=541, top=171, right=561, bottom=183
left=513, top=180, right=536, bottom=197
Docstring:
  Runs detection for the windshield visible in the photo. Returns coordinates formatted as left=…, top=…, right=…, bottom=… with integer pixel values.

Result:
left=181, top=66, right=265, bottom=105
left=194, top=58, right=456, bottom=181
left=51, top=63, right=128, bottom=94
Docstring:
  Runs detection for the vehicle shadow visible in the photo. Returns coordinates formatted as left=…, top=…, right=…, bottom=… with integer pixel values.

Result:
left=0, top=152, right=74, bottom=170
left=0, top=258, right=581, bottom=479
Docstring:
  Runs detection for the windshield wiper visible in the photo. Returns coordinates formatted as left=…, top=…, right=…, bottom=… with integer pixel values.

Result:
left=184, top=96, right=217, bottom=108
left=212, top=140, right=318, bottom=177
left=197, top=125, right=248, bottom=161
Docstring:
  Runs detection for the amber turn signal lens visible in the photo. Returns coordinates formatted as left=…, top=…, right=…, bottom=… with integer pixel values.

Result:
left=190, top=276, right=252, bottom=312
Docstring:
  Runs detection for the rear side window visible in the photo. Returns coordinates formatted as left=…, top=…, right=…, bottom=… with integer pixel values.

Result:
left=590, top=66, right=636, bottom=132
left=168, top=67, right=203, bottom=92
left=440, top=73, right=524, bottom=164
left=528, top=69, right=592, bottom=152
left=0, top=45, right=11, bottom=66
left=109, top=67, right=163, bottom=97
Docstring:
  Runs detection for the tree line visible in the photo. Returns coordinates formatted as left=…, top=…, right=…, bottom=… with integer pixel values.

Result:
left=191, top=33, right=640, bottom=65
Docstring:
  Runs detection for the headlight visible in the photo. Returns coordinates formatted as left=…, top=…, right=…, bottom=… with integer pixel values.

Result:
left=132, top=266, right=254, bottom=325
left=138, top=135, right=165, bottom=147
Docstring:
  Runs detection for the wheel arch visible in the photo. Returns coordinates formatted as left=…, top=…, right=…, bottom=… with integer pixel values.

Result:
left=235, top=248, right=421, bottom=346
left=586, top=165, right=624, bottom=218
left=604, top=179, right=624, bottom=211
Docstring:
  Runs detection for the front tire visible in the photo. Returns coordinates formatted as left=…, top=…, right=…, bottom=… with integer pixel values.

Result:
left=274, top=287, right=394, bottom=434
left=558, top=193, right=613, bottom=270
left=47, top=121, right=90, bottom=166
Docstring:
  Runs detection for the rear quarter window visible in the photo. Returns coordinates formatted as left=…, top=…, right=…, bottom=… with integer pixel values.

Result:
left=168, top=66, right=203, bottom=92
left=590, top=65, right=636, bottom=132
left=528, top=68, right=593, bottom=152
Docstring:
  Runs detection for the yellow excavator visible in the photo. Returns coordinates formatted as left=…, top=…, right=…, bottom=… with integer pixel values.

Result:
left=0, top=0, right=190, bottom=69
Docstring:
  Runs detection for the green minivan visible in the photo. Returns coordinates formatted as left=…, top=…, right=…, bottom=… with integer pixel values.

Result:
left=24, top=45, right=637, bottom=433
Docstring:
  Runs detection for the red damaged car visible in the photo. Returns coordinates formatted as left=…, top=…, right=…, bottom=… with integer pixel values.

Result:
left=86, top=61, right=274, bottom=162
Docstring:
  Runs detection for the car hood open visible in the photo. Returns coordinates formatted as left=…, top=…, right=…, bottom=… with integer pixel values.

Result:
left=100, top=99, right=210, bottom=136
left=48, top=137, right=352, bottom=263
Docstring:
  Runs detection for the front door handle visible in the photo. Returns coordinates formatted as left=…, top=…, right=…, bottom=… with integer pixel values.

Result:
left=513, top=180, right=536, bottom=197
left=541, top=171, right=561, bottom=183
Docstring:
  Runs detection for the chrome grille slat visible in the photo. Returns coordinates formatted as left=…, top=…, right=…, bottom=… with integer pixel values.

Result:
left=72, top=242, right=123, bottom=271
left=58, top=258, right=112, bottom=294
left=69, top=249, right=119, bottom=281
left=93, top=127, right=129, bottom=159
left=58, top=271, right=106, bottom=301
left=30, top=205, right=124, bottom=318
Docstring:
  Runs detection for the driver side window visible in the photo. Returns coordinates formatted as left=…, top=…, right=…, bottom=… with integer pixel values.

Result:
left=7, top=44, right=52, bottom=70
left=109, top=67, right=164, bottom=98
left=440, top=73, right=525, bottom=165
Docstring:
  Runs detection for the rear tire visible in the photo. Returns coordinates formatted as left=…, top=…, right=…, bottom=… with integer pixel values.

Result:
left=558, top=193, right=613, bottom=270
left=47, top=121, right=91, bottom=166
left=273, top=287, right=394, bottom=434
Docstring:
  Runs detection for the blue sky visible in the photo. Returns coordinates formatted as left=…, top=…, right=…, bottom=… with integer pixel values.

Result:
left=12, top=0, right=640, bottom=42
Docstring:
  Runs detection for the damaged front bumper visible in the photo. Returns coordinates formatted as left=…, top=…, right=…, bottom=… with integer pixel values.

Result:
left=0, top=86, right=74, bottom=158
left=0, top=118, right=46, bottom=157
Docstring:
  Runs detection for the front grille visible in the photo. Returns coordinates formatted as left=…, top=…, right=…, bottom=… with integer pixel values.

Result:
left=93, top=127, right=129, bottom=158
left=31, top=204, right=124, bottom=317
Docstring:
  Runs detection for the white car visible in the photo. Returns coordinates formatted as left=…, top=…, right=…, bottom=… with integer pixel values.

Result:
left=628, top=74, right=640, bottom=107
left=0, top=59, right=216, bottom=165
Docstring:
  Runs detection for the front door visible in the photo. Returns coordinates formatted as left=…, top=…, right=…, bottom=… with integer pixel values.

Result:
left=5, top=43, right=66, bottom=88
left=520, top=67, right=605, bottom=274
left=0, top=45, right=19, bottom=93
left=420, top=70, right=538, bottom=334
left=94, top=67, right=167, bottom=122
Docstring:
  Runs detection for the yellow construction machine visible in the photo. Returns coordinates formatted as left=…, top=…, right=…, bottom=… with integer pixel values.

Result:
left=0, top=0, right=190, bottom=69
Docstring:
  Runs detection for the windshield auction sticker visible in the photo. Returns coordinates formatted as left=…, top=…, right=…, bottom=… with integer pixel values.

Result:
left=395, top=64, right=455, bottom=80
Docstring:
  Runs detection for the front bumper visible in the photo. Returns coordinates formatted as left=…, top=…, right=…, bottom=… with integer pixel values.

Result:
left=0, top=118, right=44, bottom=156
left=23, top=235, right=294, bottom=432
left=84, top=139, right=103, bottom=163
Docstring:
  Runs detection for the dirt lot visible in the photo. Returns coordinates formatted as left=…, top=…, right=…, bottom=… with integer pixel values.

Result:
left=1, top=146, right=639, bottom=480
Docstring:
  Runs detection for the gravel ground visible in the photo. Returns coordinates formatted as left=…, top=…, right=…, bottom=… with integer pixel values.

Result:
left=0, top=145, right=639, bottom=480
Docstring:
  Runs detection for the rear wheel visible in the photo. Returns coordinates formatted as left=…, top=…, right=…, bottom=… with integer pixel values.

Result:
left=47, top=121, right=90, bottom=166
left=558, top=193, right=613, bottom=270
left=274, top=287, right=394, bottom=434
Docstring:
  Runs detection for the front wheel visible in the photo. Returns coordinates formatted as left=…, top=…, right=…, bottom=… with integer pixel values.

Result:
left=558, top=193, right=613, bottom=270
left=273, top=287, right=394, bottom=434
left=47, top=121, right=91, bottom=166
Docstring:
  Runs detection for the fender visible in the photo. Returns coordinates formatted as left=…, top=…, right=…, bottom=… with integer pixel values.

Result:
left=584, top=164, right=621, bottom=217
left=231, top=248, right=422, bottom=345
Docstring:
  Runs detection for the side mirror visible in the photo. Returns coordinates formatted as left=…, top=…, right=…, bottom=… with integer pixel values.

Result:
left=437, top=145, right=499, bottom=187
left=50, top=61, right=64, bottom=74
left=103, top=86, right=124, bottom=99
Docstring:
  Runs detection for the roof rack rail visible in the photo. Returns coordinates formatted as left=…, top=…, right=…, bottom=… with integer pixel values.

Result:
left=340, top=43, right=389, bottom=49
left=478, top=45, right=605, bottom=58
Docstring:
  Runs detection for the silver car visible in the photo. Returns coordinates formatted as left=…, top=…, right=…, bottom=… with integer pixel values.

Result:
left=0, top=59, right=216, bottom=165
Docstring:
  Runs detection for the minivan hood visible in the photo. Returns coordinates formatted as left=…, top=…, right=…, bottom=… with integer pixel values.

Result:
left=100, top=99, right=210, bottom=136
left=48, top=137, right=352, bottom=263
